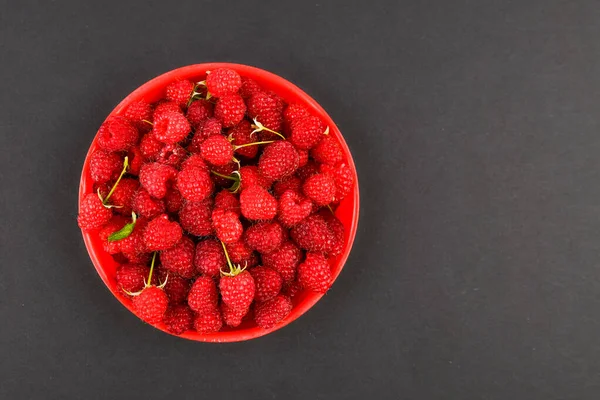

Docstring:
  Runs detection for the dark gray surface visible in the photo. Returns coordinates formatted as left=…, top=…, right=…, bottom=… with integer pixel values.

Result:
left=2, top=0, right=600, bottom=398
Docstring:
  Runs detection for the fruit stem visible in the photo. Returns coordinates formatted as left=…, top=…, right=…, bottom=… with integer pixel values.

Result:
left=210, top=170, right=239, bottom=181
left=103, top=156, right=129, bottom=204
left=251, top=118, right=286, bottom=140
left=142, top=119, right=153, bottom=126
left=233, top=140, right=275, bottom=150
left=146, top=252, right=157, bottom=287
left=220, top=240, right=234, bottom=272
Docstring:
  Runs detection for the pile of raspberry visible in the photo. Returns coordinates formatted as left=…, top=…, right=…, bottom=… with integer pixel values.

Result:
left=78, top=68, right=354, bottom=335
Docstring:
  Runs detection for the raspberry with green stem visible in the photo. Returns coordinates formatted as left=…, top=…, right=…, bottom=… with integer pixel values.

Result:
left=211, top=170, right=241, bottom=193
left=122, top=252, right=167, bottom=296
left=220, top=240, right=247, bottom=277
left=97, top=156, right=129, bottom=208
left=250, top=118, right=286, bottom=140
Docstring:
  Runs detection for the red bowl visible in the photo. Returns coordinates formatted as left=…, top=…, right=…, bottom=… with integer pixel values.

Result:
left=79, top=63, right=360, bottom=342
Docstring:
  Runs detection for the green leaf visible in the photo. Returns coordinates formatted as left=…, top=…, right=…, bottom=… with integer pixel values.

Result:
left=107, top=212, right=137, bottom=242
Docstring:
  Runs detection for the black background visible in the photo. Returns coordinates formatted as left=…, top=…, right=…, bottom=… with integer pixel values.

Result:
left=2, top=0, right=600, bottom=399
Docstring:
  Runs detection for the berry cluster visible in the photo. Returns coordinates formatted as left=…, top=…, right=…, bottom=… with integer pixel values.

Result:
left=78, top=68, right=354, bottom=335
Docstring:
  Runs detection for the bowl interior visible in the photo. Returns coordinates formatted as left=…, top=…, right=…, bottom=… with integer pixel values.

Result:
left=79, top=63, right=360, bottom=342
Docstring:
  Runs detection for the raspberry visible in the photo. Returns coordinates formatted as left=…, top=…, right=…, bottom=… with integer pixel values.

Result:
left=127, top=146, right=144, bottom=176
left=319, top=162, right=354, bottom=203
left=206, top=68, right=242, bottom=97
left=247, top=91, right=283, bottom=132
left=221, top=302, right=247, bottom=328
left=143, top=214, right=183, bottom=251
left=254, top=295, right=292, bottom=329
left=121, top=100, right=152, bottom=131
left=220, top=269, right=255, bottom=312
left=194, top=239, right=226, bottom=277
left=123, top=251, right=152, bottom=265
left=164, top=187, right=183, bottom=213
left=132, top=286, right=169, bottom=324
left=229, top=120, right=257, bottom=159
left=139, top=133, right=163, bottom=160
left=99, top=216, right=127, bottom=254
left=188, top=276, right=218, bottom=315
left=320, top=211, right=345, bottom=257
left=186, top=99, right=213, bottom=129
left=297, top=149, right=309, bottom=167
left=225, top=240, right=254, bottom=265
left=153, top=112, right=190, bottom=144
left=244, top=221, right=284, bottom=254
left=262, top=241, right=302, bottom=283
left=176, top=163, right=213, bottom=202
left=156, top=269, right=190, bottom=304
left=131, top=188, right=165, bottom=219
left=180, top=154, right=208, bottom=171
left=212, top=208, right=243, bottom=244
left=214, top=94, right=246, bottom=127
left=160, top=236, right=196, bottom=278
left=290, top=214, right=334, bottom=253
left=194, top=308, right=223, bottom=334
left=210, top=163, right=237, bottom=187
left=116, top=263, right=149, bottom=292
left=258, top=141, right=299, bottom=181
left=283, top=103, right=310, bottom=126
left=89, top=150, right=122, bottom=183
left=188, top=118, right=223, bottom=153
left=78, top=193, right=112, bottom=231
left=117, top=217, right=148, bottom=256
left=302, top=173, right=336, bottom=206
left=240, top=185, right=278, bottom=221
left=97, top=116, right=139, bottom=152
left=153, top=101, right=182, bottom=121
left=156, top=143, right=187, bottom=168
left=297, top=252, right=332, bottom=293
left=273, top=175, right=302, bottom=198
left=281, top=280, right=302, bottom=298
left=296, top=161, right=320, bottom=181
left=290, top=115, right=326, bottom=150
left=239, top=165, right=272, bottom=191
left=165, top=79, right=194, bottom=107
left=139, top=162, right=177, bottom=199
left=214, top=190, right=240, bottom=215
left=250, top=266, right=283, bottom=302
left=164, top=304, right=193, bottom=334
left=311, top=135, right=343, bottom=165
left=107, top=178, right=139, bottom=215
left=200, top=134, right=233, bottom=166
left=278, top=190, right=313, bottom=227
left=179, top=200, right=213, bottom=236
left=239, top=77, right=262, bottom=99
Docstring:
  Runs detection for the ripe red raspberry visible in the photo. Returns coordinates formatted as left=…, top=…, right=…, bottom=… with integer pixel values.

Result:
left=116, top=263, right=149, bottom=292
left=176, top=163, right=213, bottom=202
left=239, top=77, right=262, bottom=99
left=180, top=154, right=208, bottom=171
left=297, top=149, right=309, bottom=167
left=278, top=190, right=313, bottom=227
left=244, top=221, right=284, bottom=254
left=155, top=143, right=187, bottom=168
left=78, top=193, right=112, bottom=231
left=127, top=146, right=144, bottom=176
left=117, top=217, right=148, bottom=256
left=290, top=115, right=326, bottom=150
left=164, top=304, right=193, bottom=334
left=121, top=100, right=152, bottom=131
left=156, top=269, right=191, bottom=304
left=132, top=188, right=165, bottom=219
left=206, top=68, right=242, bottom=97
left=164, top=187, right=183, bottom=213
left=258, top=141, right=299, bottom=181
left=97, top=116, right=139, bottom=152
left=139, top=162, right=177, bottom=199
left=165, top=79, right=194, bottom=107
left=107, top=177, right=139, bottom=215
left=214, top=190, right=240, bottom=215
left=297, top=252, right=332, bottom=293
left=210, top=162, right=237, bottom=187
left=153, top=101, right=183, bottom=121
left=188, top=276, right=218, bottom=315
left=221, top=302, right=248, bottom=328
left=160, top=236, right=196, bottom=278
left=132, top=286, right=169, bottom=324
left=225, top=240, right=254, bottom=265
left=281, top=279, right=302, bottom=298
left=194, top=307, right=223, bottom=334
left=273, top=175, right=302, bottom=198
left=143, top=214, right=183, bottom=251
left=283, top=103, right=310, bottom=126
left=139, top=133, right=163, bottom=160
left=122, top=251, right=152, bottom=265
left=254, top=295, right=293, bottom=329
left=212, top=208, right=243, bottom=244
left=319, top=162, right=354, bottom=203
left=240, top=185, right=278, bottom=221
left=179, top=200, right=212, bottom=236
left=194, top=239, right=226, bottom=277
left=153, top=111, right=190, bottom=144
left=200, top=134, right=233, bottom=166
left=99, top=216, right=127, bottom=254
left=239, top=165, right=273, bottom=191
left=220, top=269, right=255, bottom=312
left=186, top=99, right=213, bottom=129
left=262, top=241, right=302, bottom=283
left=247, top=91, right=284, bottom=132
left=303, top=173, right=336, bottom=206
left=296, top=161, right=320, bottom=181
left=311, top=135, right=343, bottom=165
left=250, top=266, right=283, bottom=302
left=229, top=120, right=258, bottom=159
left=188, top=118, right=221, bottom=153
left=214, top=94, right=246, bottom=127
left=89, top=150, right=122, bottom=183
left=320, top=211, right=345, bottom=257
left=290, top=214, right=334, bottom=253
